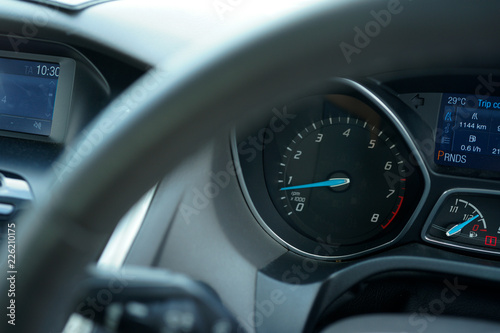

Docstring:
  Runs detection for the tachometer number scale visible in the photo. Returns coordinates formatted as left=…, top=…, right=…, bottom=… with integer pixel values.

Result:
left=271, top=117, right=407, bottom=245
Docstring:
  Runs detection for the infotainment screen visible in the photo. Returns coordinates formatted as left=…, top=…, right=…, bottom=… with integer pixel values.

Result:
left=0, top=57, right=60, bottom=136
left=0, top=51, right=75, bottom=142
left=435, top=93, right=500, bottom=172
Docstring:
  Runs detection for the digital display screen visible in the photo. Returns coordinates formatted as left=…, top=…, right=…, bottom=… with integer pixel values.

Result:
left=435, top=93, right=500, bottom=172
left=0, top=57, right=60, bottom=136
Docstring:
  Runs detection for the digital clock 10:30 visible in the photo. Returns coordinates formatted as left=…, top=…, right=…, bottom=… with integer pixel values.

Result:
left=36, top=64, right=60, bottom=77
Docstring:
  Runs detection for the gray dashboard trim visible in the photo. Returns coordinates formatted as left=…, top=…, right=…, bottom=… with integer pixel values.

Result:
left=0, top=172, right=33, bottom=201
left=25, top=0, right=117, bottom=11
left=97, top=187, right=156, bottom=269
left=61, top=187, right=156, bottom=333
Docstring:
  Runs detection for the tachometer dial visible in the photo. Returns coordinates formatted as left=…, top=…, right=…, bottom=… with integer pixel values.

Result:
left=267, top=116, right=407, bottom=245
left=237, top=92, right=426, bottom=259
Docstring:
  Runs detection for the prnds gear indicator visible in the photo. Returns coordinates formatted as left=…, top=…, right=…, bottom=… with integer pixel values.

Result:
left=434, top=93, right=500, bottom=172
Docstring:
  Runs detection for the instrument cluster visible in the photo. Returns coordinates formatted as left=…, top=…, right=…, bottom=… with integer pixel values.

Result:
left=234, top=77, right=500, bottom=260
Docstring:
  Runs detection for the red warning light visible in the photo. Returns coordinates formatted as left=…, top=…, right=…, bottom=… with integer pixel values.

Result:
left=485, top=236, right=497, bottom=247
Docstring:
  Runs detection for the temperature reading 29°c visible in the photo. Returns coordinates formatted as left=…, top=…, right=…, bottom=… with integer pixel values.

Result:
left=447, top=96, right=467, bottom=106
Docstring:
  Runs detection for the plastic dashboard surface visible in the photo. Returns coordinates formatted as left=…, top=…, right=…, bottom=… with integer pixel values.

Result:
left=0, top=35, right=144, bottom=234
left=235, top=73, right=500, bottom=262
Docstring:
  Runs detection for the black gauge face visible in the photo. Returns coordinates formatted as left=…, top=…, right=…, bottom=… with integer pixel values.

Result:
left=266, top=116, right=407, bottom=245
left=237, top=93, right=425, bottom=259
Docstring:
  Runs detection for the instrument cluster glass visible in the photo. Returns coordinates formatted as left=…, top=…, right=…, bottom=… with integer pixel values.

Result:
left=237, top=92, right=426, bottom=259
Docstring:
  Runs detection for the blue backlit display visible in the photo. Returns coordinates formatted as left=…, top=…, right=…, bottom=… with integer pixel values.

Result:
left=435, top=93, right=500, bottom=172
left=0, top=57, right=60, bottom=136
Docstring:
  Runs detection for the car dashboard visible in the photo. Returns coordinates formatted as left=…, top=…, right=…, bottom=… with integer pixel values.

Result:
left=0, top=35, right=144, bottom=237
left=229, top=73, right=500, bottom=330
left=1, top=1, right=500, bottom=332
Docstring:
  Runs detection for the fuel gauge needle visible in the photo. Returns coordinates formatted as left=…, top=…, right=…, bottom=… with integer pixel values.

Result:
left=280, top=178, right=350, bottom=191
left=446, top=214, right=479, bottom=237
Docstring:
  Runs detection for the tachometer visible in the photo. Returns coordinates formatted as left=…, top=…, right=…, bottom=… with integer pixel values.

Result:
left=268, top=116, right=406, bottom=245
left=236, top=91, right=426, bottom=259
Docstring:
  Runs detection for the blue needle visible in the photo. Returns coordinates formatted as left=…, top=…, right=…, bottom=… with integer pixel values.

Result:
left=280, top=178, right=350, bottom=191
left=446, top=214, right=480, bottom=237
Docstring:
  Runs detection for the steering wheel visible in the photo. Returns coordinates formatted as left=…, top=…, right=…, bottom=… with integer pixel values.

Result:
left=3, top=0, right=500, bottom=332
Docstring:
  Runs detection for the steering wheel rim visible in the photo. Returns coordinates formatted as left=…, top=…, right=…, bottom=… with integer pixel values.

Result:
left=3, top=0, right=500, bottom=331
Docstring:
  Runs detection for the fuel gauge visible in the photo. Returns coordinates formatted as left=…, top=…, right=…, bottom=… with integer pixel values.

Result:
left=423, top=190, right=500, bottom=255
